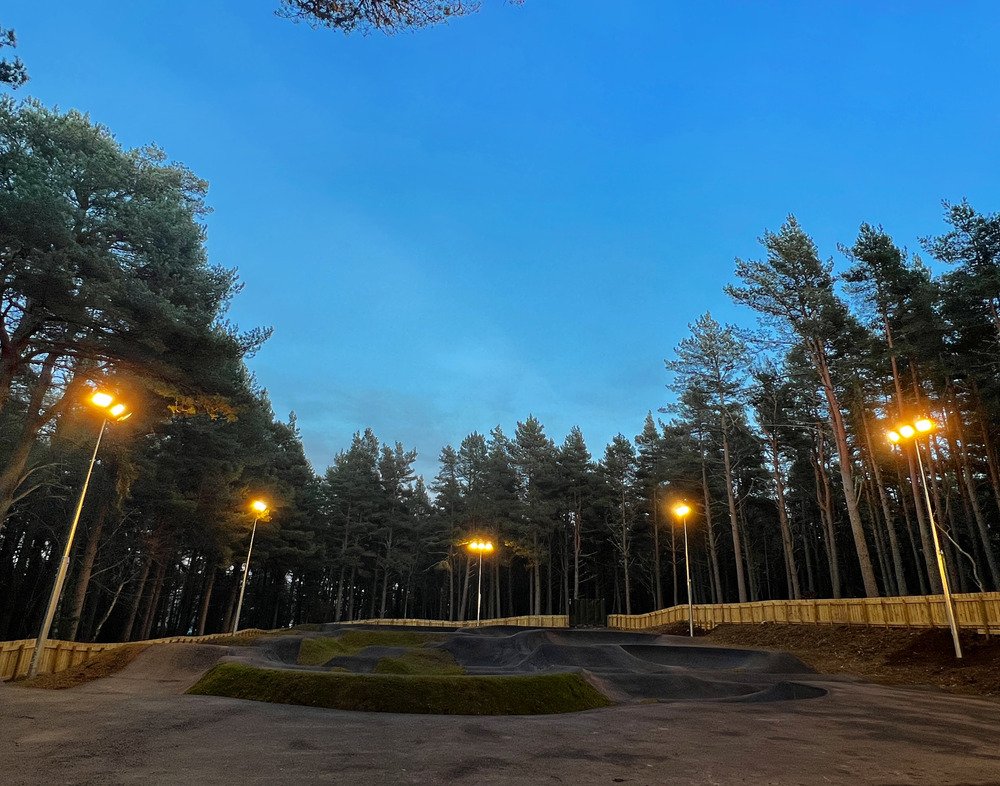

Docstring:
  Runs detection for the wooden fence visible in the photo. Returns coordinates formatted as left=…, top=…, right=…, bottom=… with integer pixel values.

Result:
left=15, top=594, right=995, bottom=683
left=0, top=628, right=265, bottom=682
left=607, top=592, right=1000, bottom=633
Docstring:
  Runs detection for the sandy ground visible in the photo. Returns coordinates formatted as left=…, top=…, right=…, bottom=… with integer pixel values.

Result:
left=2, top=636, right=999, bottom=784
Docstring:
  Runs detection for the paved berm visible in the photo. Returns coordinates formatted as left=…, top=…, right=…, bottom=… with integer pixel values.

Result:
left=2, top=627, right=998, bottom=784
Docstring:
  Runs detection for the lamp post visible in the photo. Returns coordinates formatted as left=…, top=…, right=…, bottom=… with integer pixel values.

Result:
left=467, top=539, right=494, bottom=623
left=671, top=502, right=695, bottom=638
left=233, top=499, right=268, bottom=634
left=887, top=418, right=962, bottom=659
left=29, top=390, right=131, bottom=678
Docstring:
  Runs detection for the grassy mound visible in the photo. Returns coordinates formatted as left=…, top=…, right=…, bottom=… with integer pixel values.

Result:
left=297, top=637, right=348, bottom=665
left=373, top=648, right=464, bottom=675
left=188, top=662, right=612, bottom=715
left=19, top=645, right=149, bottom=689
left=297, top=629, right=447, bottom=666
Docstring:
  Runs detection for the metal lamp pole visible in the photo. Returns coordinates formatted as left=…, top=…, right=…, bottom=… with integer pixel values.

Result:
left=888, top=419, right=961, bottom=659
left=232, top=516, right=260, bottom=634
left=913, top=439, right=962, bottom=659
left=682, top=512, right=694, bottom=638
left=29, top=418, right=107, bottom=678
left=476, top=548, right=483, bottom=623
left=671, top=503, right=695, bottom=638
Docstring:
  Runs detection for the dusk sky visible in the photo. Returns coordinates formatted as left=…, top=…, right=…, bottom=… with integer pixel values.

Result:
left=11, top=1, right=1000, bottom=478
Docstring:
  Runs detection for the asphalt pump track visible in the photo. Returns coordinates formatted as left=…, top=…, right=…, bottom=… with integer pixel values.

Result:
left=83, top=626, right=828, bottom=706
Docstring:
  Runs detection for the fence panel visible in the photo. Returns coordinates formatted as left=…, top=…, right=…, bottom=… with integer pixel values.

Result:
left=606, top=592, right=1000, bottom=633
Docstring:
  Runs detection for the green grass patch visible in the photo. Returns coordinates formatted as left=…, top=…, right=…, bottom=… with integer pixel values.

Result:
left=373, top=648, right=464, bottom=675
left=297, top=636, right=349, bottom=665
left=188, top=663, right=612, bottom=715
left=296, top=630, right=447, bottom=666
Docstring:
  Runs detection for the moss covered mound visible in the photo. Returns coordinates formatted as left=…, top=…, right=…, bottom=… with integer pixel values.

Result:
left=297, top=630, right=447, bottom=666
left=188, top=662, right=612, bottom=715
left=373, top=648, right=464, bottom=675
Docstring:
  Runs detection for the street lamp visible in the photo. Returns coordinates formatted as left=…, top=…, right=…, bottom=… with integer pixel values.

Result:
left=233, top=499, right=269, bottom=634
left=671, top=502, right=695, bottom=638
left=887, top=417, right=962, bottom=658
left=29, top=389, right=132, bottom=677
left=467, top=539, right=495, bottom=623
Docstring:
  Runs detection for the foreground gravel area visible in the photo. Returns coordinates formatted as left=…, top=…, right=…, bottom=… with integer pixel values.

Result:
left=2, top=644, right=999, bottom=784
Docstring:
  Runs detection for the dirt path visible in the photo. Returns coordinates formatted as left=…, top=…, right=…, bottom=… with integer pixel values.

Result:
left=76, top=644, right=230, bottom=697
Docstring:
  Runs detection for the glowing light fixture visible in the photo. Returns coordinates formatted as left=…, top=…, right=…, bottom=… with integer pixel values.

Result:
left=90, top=391, right=114, bottom=408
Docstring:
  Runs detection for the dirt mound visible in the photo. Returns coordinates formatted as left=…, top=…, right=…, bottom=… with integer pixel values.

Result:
left=700, top=623, right=1000, bottom=697
left=78, top=643, right=229, bottom=696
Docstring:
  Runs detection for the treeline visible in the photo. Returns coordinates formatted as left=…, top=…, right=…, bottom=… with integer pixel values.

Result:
left=2, top=97, right=1000, bottom=644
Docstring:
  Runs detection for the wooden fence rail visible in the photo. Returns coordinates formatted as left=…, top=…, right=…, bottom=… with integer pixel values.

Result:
left=0, top=628, right=265, bottom=682
left=607, top=592, right=1000, bottom=633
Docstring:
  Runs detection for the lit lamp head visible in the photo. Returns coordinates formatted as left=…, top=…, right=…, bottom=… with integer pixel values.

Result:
left=251, top=499, right=268, bottom=515
left=672, top=502, right=691, bottom=519
left=467, top=539, right=494, bottom=553
left=89, top=390, right=131, bottom=421
left=887, top=417, right=936, bottom=445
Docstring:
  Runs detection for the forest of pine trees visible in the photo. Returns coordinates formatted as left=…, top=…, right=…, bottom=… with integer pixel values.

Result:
left=3, top=99, right=1000, bottom=643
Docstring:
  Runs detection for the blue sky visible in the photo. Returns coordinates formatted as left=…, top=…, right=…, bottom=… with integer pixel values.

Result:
left=10, top=1, right=1000, bottom=478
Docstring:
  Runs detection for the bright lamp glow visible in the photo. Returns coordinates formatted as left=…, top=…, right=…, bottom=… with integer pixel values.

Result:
left=914, top=418, right=935, bottom=433
left=90, top=391, right=114, bottom=408
left=468, top=539, right=494, bottom=553
left=673, top=503, right=691, bottom=518
left=899, top=424, right=916, bottom=438
left=887, top=430, right=901, bottom=443
left=251, top=499, right=268, bottom=513
left=109, top=403, right=126, bottom=418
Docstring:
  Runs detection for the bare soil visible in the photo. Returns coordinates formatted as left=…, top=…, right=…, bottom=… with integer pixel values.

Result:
left=18, top=645, right=149, bottom=689
left=650, top=622, right=1000, bottom=697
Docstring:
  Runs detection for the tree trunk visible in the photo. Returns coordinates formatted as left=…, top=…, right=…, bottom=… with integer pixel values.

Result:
left=197, top=565, right=216, bottom=636
left=767, top=432, right=800, bottom=599
left=701, top=452, right=723, bottom=604
left=66, top=500, right=110, bottom=641
left=720, top=425, right=748, bottom=602
left=812, top=342, right=878, bottom=596
left=121, top=555, right=152, bottom=642
left=949, top=400, right=1000, bottom=588
left=458, top=557, right=470, bottom=622
left=139, top=559, right=167, bottom=640
left=651, top=492, right=663, bottom=608
left=813, top=432, right=841, bottom=598
left=860, top=410, right=908, bottom=595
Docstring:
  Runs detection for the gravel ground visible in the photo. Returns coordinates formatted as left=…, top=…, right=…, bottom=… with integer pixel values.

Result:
left=2, top=635, right=999, bottom=784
